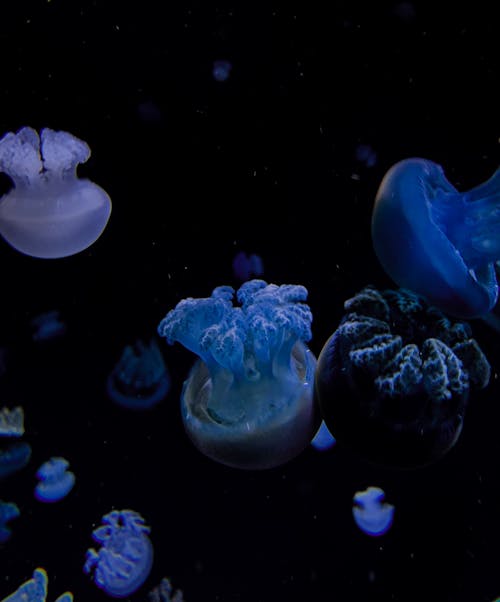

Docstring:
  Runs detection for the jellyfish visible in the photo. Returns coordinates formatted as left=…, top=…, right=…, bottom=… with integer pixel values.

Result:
left=0, top=499, right=20, bottom=543
left=310, top=420, right=336, bottom=452
left=148, top=578, right=184, bottom=602
left=1, top=567, right=73, bottom=602
left=232, top=251, right=264, bottom=282
left=0, top=406, right=24, bottom=437
left=34, top=457, right=75, bottom=503
left=352, top=486, right=394, bottom=536
left=0, top=126, right=111, bottom=259
left=84, top=509, right=153, bottom=598
left=106, top=338, right=170, bottom=410
left=0, top=441, right=32, bottom=479
left=355, top=143, right=377, bottom=168
left=371, top=158, right=500, bottom=318
left=31, top=310, right=66, bottom=342
left=212, top=59, right=232, bottom=82
left=157, top=279, right=319, bottom=470
left=315, top=286, right=491, bottom=468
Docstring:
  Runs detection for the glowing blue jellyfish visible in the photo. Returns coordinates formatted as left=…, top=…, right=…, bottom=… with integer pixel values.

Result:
left=0, top=406, right=24, bottom=437
left=1, top=568, right=73, bottom=602
left=106, top=338, right=170, bottom=410
left=0, top=441, right=32, bottom=479
left=158, top=279, right=319, bottom=470
left=34, top=457, right=75, bottom=503
left=353, top=486, right=394, bottom=536
left=232, top=251, right=264, bottom=282
left=315, top=286, right=491, bottom=467
left=31, top=310, right=66, bottom=342
left=0, top=499, right=20, bottom=543
left=372, top=158, right=500, bottom=318
left=0, top=126, right=111, bottom=259
left=310, top=420, right=336, bottom=452
left=84, top=509, right=153, bottom=599
left=212, top=59, right=232, bottom=82
left=148, top=578, right=184, bottom=602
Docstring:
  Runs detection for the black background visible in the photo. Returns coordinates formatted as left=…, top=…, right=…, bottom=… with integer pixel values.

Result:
left=0, top=2, right=499, bottom=601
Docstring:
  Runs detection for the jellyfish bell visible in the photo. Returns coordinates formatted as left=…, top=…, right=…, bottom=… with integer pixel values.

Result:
left=0, top=126, right=111, bottom=259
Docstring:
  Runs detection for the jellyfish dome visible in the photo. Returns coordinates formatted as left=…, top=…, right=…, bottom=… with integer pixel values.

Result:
left=158, top=279, right=320, bottom=470
left=372, top=158, right=500, bottom=318
left=315, top=286, right=491, bottom=468
left=0, top=126, right=112, bottom=258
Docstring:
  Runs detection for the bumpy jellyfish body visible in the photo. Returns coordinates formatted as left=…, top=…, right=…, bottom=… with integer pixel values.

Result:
left=0, top=126, right=111, bottom=258
left=34, top=457, right=75, bottom=503
left=372, top=158, right=500, bottom=318
left=158, top=279, right=319, bottom=470
left=315, top=286, right=491, bottom=468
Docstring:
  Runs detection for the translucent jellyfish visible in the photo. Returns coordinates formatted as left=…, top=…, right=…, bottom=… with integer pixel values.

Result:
left=84, top=509, right=153, bottom=599
left=34, top=457, right=75, bottom=503
left=0, top=441, right=32, bottom=479
left=0, top=126, right=112, bottom=259
left=0, top=406, right=24, bottom=437
left=106, top=338, right=170, bottom=410
left=352, top=486, right=394, bottom=536
left=0, top=499, right=20, bottom=543
left=315, top=286, right=491, bottom=467
left=310, top=420, right=336, bottom=452
left=212, top=59, right=232, bottom=82
left=148, top=577, right=184, bottom=602
left=232, top=251, right=264, bottom=282
left=372, top=158, right=500, bottom=318
left=158, top=279, right=319, bottom=470
left=355, top=143, right=377, bottom=168
left=1, top=567, right=73, bottom=602
left=31, top=310, right=66, bottom=342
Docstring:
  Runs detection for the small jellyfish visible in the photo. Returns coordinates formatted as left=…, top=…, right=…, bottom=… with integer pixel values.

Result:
left=0, top=499, right=20, bottom=543
left=0, top=126, right=112, bottom=259
left=310, top=420, right=336, bottom=452
left=355, top=143, right=377, bottom=168
left=0, top=441, right=32, bottom=480
left=34, top=457, right=75, bottom=503
left=212, top=59, right=232, bottom=82
left=148, top=577, right=184, bottom=602
left=84, top=509, right=153, bottom=599
left=372, top=158, right=500, bottom=318
left=232, top=251, right=264, bottom=282
left=106, top=338, right=170, bottom=410
left=158, top=279, right=319, bottom=470
left=315, top=286, right=491, bottom=467
left=353, top=486, right=394, bottom=536
left=1, top=567, right=73, bottom=602
left=31, top=310, right=66, bottom=342
left=0, top=406, right=24, bottom=437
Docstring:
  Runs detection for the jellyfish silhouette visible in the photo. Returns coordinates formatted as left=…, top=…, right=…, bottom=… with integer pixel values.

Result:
left=1, top=567, right=73, bottom=602
left=106, top=338, right=170, bottom=410
left=31, top=311, right=66, bottom=342
left=158, top=279, right=319, bottom=470
left=84, top=509, right=153, bottom=598
left=352, top=486, right=394, bottom=536
left=0, top=441, right=32, bottom=480
left=315, top=286, right=491, bottom=467
left=372, top=158, right=500, bottom=318
left=310, top=420, right=336, bottom=452
left=0, top=499, right=20, bottom=543
left=0, top=126, right=111, bottom=258
left=212, top=59, right=232, bottom=82
left=34, top=457, right=75, bottom=503
left=0, top=406, right=24, bottom=437
left=148, top=577, right=184, bottom=602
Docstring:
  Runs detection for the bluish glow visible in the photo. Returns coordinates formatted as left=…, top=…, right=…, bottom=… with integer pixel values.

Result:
left=0, top=441, right=32, bottom=479
left=0, top=406, right=24, bottom=437
left=148, top=577, right=184, bottom=602
left=84, top=509, right=153, bottom=598
left=372, top=158, right=500, bottom=318
left=0, top=126, right=112, bottom=259
left=34, top=457, right=75, bottom=503
left=1, top=567, right=73, bottom=602
left=158, top=279, right=319, bottom=470
left=310, top=420, right=336, bottom=451
left=31, top=311, right=66, bottom=342
left=352, top=486, right=395, bottom=536
left=315, top=286, right=491, bottom=467
left=355, top=143, right=377, bottom=168
left=0, top=499, right=20, bottom=543
left=106, top=338, right=170, bottom=410
left=232, top=251, right=264, bottom=281
left=212, top=59, right=232, bottom=82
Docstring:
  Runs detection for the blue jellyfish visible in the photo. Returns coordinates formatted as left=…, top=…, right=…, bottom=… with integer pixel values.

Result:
left=0, top=441, right=32, bottom=479
left=315, top=286, right=491, bottom=467
left=158, top=279, right=319, bottom=470
left=310, top=420, right=336, bottom=452
left=1, top=568, right=73, bottom=602
left=212, top=59, right=232, bottom=82
left=372, top=158, right=500, bottom=318
left=0, top=499, right=20, bottom=543
left=232, top=251, right=264, bottom=282
left=0, top=126, right=111, bottom=259
left=352, top=486, right=395, bottom=537
left=31, top=311, right=66, bottom=342
left=148, top=578, right=184, bottom=602
left=106, top=338, right=170, bottom=410
left=34, top=457, right=75, bottom=503
left=355, top=143, right=377, bottom=168
left=84, top=509, right=153, bottom=598
left=0, top=406, right=24, bottom=437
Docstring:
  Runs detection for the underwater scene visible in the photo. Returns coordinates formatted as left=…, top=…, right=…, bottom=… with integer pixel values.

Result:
left=0, top=3, right=498, bottom=601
